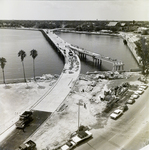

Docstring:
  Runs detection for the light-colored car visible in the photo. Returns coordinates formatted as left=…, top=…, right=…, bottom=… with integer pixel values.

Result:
left=138, top=87, right=144, bottom=91
left=134, top=90, right=144, bottom=95
left=126, top=99, right=135, bottom=104
left=140, top=85, right=148, bottom=90
left=110, top=109, right=123, bottom=119
left=61, top=140, right=76, bottom=150
left=130, top=94, right=139, bottom=99
left=71, top=130, right=92, bottom=144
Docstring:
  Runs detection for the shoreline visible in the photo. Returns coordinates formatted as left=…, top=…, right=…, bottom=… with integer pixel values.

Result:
left=0, top=28, right=141, bottom=84
left=55, top=29, right=120, bottom=37
left=57, top=29, right=141, bottom=67
left=0, top=73, right=60, bottom=85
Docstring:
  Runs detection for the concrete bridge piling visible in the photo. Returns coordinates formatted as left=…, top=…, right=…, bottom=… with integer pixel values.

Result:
left=69, top=44, right=124, bottom=72
left=41, top=29, right=124, bottom=72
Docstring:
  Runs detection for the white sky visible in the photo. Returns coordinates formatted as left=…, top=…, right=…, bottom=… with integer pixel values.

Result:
left=0, top=0, right=149, bottom=21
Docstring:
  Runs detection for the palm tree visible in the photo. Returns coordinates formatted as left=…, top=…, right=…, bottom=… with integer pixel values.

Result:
left=18, top=50, right=27, bottom=82
left=0, top=57, right=7, bottom=84
left=30, top=49, right=38, bottom=81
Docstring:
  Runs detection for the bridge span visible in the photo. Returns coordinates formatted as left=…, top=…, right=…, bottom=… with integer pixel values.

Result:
left=68, top=44, right=124, bottom=72
left=31, top=29, right=81, bottom=112
left=52, top=28, right=124, bottom=71
left=32, top=29, right=124, bottom=112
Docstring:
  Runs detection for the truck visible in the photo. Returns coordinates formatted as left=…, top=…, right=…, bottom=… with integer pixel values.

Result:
left=15, top=111, right=33, bottom=129
left=19, top=111, right=33, bottom=119
left=15, top=140, right=36, bottom=150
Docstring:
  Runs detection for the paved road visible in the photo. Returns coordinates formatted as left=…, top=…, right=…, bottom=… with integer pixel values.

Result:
left=0, top=110, right=51, bottom=150
left=75, top=86, right=149, bottom=150
left=32, top=30, right=81, bottom=112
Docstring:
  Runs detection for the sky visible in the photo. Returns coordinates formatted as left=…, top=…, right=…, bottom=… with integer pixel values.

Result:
left=0, top=0, right=149, bottom=21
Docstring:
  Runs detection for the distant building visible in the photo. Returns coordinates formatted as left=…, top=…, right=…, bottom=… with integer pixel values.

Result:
left=137, top=27, right=149, bottom=34
left=106, top=22, right=120, bottom=32
left=120, top=23, right=126, bottom=27
left=106, top=22, right=119, bottom=27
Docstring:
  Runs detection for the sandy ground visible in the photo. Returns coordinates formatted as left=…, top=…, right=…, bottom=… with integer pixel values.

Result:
left=0, top=71, right=148, bottom=150
left=0, top=74, right=58, bottom=135
left=26, top=71, right=145, bottom=150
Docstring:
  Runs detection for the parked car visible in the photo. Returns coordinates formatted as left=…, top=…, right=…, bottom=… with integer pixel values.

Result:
left=126, top=99, right=135, bottom=104
left=71, top=130, right=92, bottom=144
left=134, top=90, right=144, bottom=95
left=61, top=140, right=76, bottom=150
left=118, top=105, right=128, bottom=112
left=110, top=109, right=123, bottom=119
left=15, top=140, right=36, bottom=150
left=130, top=94, right=139, bottom=99
left=140, top=85, right=148, bottom=90
left=138, top=87, right=144, bottom=91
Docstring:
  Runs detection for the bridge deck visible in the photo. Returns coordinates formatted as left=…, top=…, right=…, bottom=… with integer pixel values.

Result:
left=32, top=30, right=81, bottom=112
left=69, top=44, right=124, bottom=67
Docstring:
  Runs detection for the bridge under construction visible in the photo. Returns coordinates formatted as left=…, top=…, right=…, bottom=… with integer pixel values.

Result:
left=68, top=44, right=124, bottom=72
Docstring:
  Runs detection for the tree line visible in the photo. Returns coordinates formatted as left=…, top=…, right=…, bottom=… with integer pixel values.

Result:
left=135, top=36, right=149, bottom=75
left=0, top=49, right=38, bottom=84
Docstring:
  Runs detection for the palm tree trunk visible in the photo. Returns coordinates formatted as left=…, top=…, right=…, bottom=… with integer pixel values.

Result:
left=22, top=61, right=26, bottom=82
left=33, top=59, right=36, bottom=81
left=2, top=69, right=6, bottom=84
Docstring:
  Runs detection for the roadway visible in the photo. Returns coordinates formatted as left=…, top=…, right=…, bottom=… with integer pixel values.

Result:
left=75, top=86, right=149, bottom=150
left=31, top=30, right=81, bottom=112
left=0, top=110, right=51, bottom=150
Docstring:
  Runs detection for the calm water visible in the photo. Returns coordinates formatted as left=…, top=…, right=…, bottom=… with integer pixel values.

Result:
left=56, top=32, right=139, bottom=73
left=0, top=29, right=64, bottom=82
left=0, top=29, right=139, bottom=82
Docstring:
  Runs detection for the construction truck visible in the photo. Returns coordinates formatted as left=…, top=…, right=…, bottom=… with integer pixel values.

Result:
left=15, top=111, right=33, bottom=129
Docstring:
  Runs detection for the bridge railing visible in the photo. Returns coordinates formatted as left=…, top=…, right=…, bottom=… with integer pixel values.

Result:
left=69, top=44, right=124, bottom=67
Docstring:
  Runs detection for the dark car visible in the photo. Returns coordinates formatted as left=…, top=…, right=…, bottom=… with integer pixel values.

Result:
left=15, top=140, right=36, bottom=150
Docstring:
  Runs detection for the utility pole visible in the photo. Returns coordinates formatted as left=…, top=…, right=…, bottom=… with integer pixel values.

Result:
left=76, top=99, right=87, bottom=130
left=76, top=100, right=83, bottom=130
left=78, top=102, right=80, bottom=129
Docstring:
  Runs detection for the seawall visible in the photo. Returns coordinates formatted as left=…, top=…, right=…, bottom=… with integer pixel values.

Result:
left=120, top=33, right=141, bottom=67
